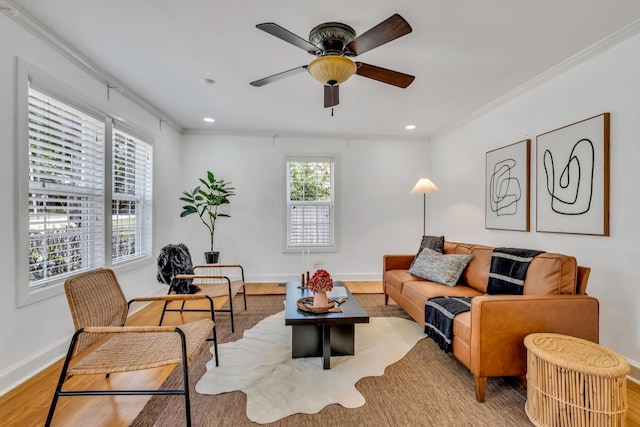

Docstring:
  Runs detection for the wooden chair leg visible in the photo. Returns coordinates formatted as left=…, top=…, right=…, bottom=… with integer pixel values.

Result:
left=474, top=375, right=487, bottom=402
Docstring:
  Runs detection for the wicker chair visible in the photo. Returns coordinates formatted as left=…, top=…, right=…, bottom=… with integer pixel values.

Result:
left=157, top=244, right=247, bottom=333
left=45, top=268, right=218, bottom=427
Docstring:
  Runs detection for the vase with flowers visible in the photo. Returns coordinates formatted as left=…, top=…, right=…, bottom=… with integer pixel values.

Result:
left=307, top=269, right=334, bottom=307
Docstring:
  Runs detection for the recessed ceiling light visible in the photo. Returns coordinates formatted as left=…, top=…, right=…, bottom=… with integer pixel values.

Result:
left=203, top=117, right=215, bottom=123
left=405, top=124, right=416, bottom=130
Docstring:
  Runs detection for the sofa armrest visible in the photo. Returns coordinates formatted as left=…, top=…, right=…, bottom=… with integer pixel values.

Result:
left=469, top=294, right=599, bottom=378
left=383, top=254, right=415, bottom=273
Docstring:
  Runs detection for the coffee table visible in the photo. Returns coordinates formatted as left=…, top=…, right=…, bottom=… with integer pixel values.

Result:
left=284, top=281, right=369, bottom=369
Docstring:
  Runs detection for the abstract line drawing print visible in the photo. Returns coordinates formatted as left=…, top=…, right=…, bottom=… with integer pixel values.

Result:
left=536, top=112, right=609, bottom=236
left=485, top=139, right=530, bottom=232
left=542, top=138, right=594, bottom=215
left=489, top=158, right=522, bottom=216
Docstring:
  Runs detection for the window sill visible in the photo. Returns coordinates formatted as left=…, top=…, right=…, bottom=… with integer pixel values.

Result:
left=17, top=256, right=154, bottom=308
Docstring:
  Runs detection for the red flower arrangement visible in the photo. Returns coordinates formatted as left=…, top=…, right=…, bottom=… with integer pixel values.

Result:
left=307, top=269, right=334, bottom=293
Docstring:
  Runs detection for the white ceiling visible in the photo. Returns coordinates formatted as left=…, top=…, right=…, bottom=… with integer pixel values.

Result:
left=7, top=0, right=640, bottom=139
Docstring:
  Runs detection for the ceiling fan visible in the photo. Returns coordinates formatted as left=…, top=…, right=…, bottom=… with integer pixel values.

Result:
left=250, top=14, right=415, bottom=110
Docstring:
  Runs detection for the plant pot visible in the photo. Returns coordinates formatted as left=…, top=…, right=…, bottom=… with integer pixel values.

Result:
left=204, top=251, right=219, bottom=264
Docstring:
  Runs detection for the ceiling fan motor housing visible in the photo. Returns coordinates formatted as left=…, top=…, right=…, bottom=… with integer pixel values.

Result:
left=309, top=22, right=356, bottom=56
left=251, top=14, right=414, bottom=107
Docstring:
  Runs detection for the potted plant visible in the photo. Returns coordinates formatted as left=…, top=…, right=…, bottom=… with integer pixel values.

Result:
left=179, top=171, right=235, bottom=264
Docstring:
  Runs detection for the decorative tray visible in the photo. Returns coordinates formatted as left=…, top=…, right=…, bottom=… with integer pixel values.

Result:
left=297, top=296, right=335, bottom=314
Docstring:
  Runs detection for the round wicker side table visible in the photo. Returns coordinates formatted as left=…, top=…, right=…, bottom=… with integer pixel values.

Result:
left=524, top=333, right=630, bottom=427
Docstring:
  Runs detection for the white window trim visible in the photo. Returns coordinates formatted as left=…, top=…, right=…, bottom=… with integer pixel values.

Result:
left=282, top=153, right=340, bottom=254
left=110, top=124, right=154, bottom=264
left=16, top=59, right=154, bottom=307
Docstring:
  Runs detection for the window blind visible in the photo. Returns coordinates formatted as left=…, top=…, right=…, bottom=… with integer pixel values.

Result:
left=28, top=87, right=105, bottom=287
left=288, top=203, right=332, bottom=246
left=112, top=128, right=153, bottom=263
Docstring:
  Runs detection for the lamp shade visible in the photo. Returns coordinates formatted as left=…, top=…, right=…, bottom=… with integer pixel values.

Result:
left=410, top=178, right=439, bottom=194
left=307, top=56, right=357, bottom=86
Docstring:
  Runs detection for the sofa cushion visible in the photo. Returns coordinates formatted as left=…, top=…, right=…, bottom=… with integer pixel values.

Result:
left=419, top=235, right=445, bottom=253
left=523, top=253, right=577, bottom=295
left=409, top=247, right=472, bottom=287
left=461, top=246, right=492, bottom=292
left=403, top=280, right=483, bottom=303
left=453, top=311, right=471, bottom=343
left=384, top=270, right=419, bottom=295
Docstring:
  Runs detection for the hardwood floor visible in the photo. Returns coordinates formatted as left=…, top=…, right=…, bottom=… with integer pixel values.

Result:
left=1, top=281, right=638, bottom=427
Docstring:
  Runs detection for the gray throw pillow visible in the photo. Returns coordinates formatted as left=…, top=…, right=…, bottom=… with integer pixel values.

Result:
left=409, top=235, right=445, bottom=269
left=408, top=247, right=472, bottom=287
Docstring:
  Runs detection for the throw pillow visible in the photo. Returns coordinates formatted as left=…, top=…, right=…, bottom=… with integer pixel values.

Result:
left=409, top=235, right=445, bottom=269
left=408, top=247, right=472, bottom=287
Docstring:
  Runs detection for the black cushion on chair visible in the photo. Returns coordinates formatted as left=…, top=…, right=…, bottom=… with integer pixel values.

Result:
left=156, top=244, right=201, bottom=294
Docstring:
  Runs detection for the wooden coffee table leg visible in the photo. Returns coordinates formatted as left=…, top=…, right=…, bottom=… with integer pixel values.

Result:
left=322, top=325, right=331, bottom=369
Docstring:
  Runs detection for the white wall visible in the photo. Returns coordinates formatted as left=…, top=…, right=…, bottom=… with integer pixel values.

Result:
left=0, top=14, right=184, bottom=394
left=177, top=134, right=430, bottom=282
left=428, top=32, right=640, bottom=371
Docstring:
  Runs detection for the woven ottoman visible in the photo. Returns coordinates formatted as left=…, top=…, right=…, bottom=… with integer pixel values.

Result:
left=524, top=333, right=630, bottom=427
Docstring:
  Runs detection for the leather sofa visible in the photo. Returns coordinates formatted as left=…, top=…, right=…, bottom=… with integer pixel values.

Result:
left=383, top=241, right=599, bottom=402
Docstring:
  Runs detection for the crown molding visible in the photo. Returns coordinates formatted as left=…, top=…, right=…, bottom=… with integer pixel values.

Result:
left=181, top=127, right=430, bottom=142
left=1, top=0, right=183, bottom=133
left=431, top=17, right=640, bottom=141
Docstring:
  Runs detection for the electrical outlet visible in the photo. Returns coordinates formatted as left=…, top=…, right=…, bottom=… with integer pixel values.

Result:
left=313, top=259, right=320, bottom=266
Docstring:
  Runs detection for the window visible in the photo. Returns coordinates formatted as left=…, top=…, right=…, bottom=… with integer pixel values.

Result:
left=111, top=128, right=153, bottom=263
left=17, top=60, right=154, bottom=306
left=27, top=87, right=106, bottom=287
left=285, top=156, right=336, bottom=250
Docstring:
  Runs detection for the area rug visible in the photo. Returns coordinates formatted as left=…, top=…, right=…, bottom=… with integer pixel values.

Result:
left=195, top=310, right=425, bottom=423
left=132, top=295, right=531, bottom=426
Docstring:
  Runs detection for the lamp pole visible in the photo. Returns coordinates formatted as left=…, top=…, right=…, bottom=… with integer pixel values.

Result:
left=422, top=192, right=426, bottom=236
left=411, top=178, right=439, bottom=236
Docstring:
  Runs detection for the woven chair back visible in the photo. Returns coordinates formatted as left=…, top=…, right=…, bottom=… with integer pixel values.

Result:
left=64, top=269, right=128, bottom=354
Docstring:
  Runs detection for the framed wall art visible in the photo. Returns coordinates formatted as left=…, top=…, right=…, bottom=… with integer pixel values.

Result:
left=536, top=113, right=610, bottom=235
left=485, top=139, right=530, bottom=231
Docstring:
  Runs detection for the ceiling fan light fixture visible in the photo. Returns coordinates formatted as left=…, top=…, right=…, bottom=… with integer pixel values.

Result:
left=307, top=56, right=356, bottom=86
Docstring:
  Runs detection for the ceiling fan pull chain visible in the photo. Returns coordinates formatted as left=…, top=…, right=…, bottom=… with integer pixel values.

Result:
left=331, top=107, right=334, bottom=117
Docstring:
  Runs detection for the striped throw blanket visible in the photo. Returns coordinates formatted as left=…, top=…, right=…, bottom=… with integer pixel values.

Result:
left=424, top=296, right=473, bottom=352
left=486, top=247, right=545, bottom=295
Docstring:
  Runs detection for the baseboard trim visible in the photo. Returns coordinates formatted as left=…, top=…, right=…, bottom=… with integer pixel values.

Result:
left=246, top=273, right=380, bottom=283
left=0, top=284, right=167, bottom=397
left=0, top=335, right=69, bottom=397
left=628, top=358, right=640, bottom=384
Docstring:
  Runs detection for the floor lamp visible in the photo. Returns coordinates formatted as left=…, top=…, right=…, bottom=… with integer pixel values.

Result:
left=411, top=178, right=439, bottom=236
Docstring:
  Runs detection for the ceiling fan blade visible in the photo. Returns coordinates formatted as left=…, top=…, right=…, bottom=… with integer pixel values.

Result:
left=250, top=65, right=308, bottom=87
left=346, top=14, right=412, bottom=56
left=256, top=23, right=320, bottom=54
left=324, top=85, right=339, bottom=108
left=355, top=62, right=415, bottom=88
